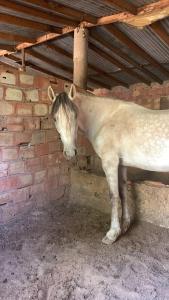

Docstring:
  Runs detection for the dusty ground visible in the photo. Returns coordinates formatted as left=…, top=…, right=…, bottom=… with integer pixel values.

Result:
left=0, top=200, right=169, bottom=300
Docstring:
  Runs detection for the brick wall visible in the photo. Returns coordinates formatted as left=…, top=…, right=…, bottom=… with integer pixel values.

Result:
left=0, top=66, right=70, bottom=224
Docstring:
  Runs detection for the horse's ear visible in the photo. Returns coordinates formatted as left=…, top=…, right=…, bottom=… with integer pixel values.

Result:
left=48, top=86, right=55, bottom=102
left=69, top=84, right=77, bottom=101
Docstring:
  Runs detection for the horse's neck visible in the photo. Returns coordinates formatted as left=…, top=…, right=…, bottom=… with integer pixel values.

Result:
left=75, top=94, right=120, bottom=141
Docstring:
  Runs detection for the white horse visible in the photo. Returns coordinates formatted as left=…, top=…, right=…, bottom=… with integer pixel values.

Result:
left=48, top=84, right=169, bottom=245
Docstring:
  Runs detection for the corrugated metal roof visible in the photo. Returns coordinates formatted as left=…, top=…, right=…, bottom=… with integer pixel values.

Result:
left=52, top=0, right=121, bottom=17
left=116, top=23, right=169, bottom=64
left=127, top=0, right=157, bottom=8
left=0, top=0, right=169, bottom=88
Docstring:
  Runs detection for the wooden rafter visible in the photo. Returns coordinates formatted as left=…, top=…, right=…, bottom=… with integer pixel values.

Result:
left=103, top=0, right=137, bottom=14
left=89, top=41, right=151, bottom=85
left=90, top=31, right=163, bottom=84
left=1, top=0, right=169, bottom=57
left=23, top=0, right=97, bottom=24
left=0, top=0, right=78, bottom=27
left=150, top=21, right=169, bottom=46
left=106, top=24, right=169, bottom=78
left=0, top=13, right=62, bottom=33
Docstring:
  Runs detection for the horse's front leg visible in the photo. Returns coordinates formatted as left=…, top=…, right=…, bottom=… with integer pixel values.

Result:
left=118, top=165, right=131, bottom=234
left=102, top=155, right=122, bottom=245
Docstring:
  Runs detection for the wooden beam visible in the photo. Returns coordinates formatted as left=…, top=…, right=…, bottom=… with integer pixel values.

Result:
left=103, top=0, right=137, bottom=14
left=89, top=41, right=151, bottom=85
left=125, top=0, right=169, bottom=27
left=106, top=24, right=169, bottom=79
left=1, top=0, right=169, bottom=57
left=23, top=0, right=97, bottom=24
left=0, top=0, right=78, bottom=27
left=73, top=27, right=88, bottom=89
left=90, top=31, right=162, bottom=84
left=0, top=12, right=62, bottom=33
left=150, top=21, right=169, bottom=46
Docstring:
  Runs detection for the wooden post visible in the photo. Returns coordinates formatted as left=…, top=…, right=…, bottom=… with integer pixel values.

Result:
left=73, top=27, right=88, bottom=89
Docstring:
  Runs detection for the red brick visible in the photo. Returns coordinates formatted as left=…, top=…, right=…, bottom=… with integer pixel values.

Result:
left=46, top=129, right=59, bottom=142
left=59, top=175, right=70, bottom=186
left=0, top=170, right=8, bottom=177
left=0, top=102, right=15, bottom=115
left=26, top=157, right=42, bottom=172
left=19, top=145, right=35, bottom=159
left=24, top=117, right=40, bottom=130
left=34, top=170, right=46, bottom=184
left=9, top=161, right=25, bottom=175
left=30, top=182, right=46, bottom=195
left=40, top=89, right=50, bottom=103
left=31, top=131, right=45, bottom=145
left=47, top=176, right=59, bottom=188
left=7, top=124, right=24, bottom=132
left=0, top=132, right=14, bottom=146
left=34, top=76, right=50, bottom=89
left=40, top=117, right=55, bottom=129
left=48, top=141, right=62, bottom=153
left=0, top=174, right=32, bottom=192
left=2, top=147, right=18, bottom=161
left=35, top=143, right=49, bottom=156
left=6, top=116, right=23, bottom=125
left=18, top=174, right=32, bottom=188
left=14, top=131, right=32, bottom=145
left=16, top=103, right=32, bottom=116
left=0, top=162, right=8, bottom=171
left=48, top=166, right=60, bottom=178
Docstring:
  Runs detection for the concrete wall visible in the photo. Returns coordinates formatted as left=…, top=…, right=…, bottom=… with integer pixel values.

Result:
left=71, top=169, right=169, bottom=228
left=0, top=66, right=70, bottom=224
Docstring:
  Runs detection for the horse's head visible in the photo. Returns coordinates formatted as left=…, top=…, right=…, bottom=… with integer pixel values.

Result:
left=48, top=84, right=78, bottom=160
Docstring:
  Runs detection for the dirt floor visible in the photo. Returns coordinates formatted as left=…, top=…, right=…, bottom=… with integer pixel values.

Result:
left=0, top=200, right=169, bottom=300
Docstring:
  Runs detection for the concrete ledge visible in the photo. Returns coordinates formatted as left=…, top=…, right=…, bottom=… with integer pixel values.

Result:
left=70, top=168, right=169, bottom=228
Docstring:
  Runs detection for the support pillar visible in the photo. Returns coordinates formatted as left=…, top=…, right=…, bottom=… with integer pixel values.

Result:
left=73, top=27, right=88, bottom=89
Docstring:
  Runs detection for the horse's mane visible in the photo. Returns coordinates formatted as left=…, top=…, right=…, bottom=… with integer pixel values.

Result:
left=51, top=92, right=78, bottom=120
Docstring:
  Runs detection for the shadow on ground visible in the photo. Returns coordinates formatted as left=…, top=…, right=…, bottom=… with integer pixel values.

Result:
left=0, top=200, right=169, bottom=300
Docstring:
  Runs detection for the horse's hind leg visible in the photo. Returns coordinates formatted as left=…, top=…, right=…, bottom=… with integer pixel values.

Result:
left=102, top=155, right=122, bottom=245
left=118, top=165, right=131, bottom=234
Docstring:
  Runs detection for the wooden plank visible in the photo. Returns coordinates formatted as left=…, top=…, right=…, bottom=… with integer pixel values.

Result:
left=103, top=0, right=137, bottom=14
left=0, top=12, right=62, bottom=32
left=23, top=0, right=97, bottom=24
left=89, top=41, right=151, bottom=85
left=106, top=24, right=169, bottom=78
left=0, top=0, right=78, bottom=26
left=150, top=21, right=169, bottom=46
left=90, top=31, right=162, bottom=84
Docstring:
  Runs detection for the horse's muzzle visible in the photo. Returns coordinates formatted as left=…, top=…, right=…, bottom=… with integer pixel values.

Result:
left=63, top=149, right=77, bottom=160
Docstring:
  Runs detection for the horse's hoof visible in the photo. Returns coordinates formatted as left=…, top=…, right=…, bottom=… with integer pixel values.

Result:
left=102, top=229, right=121, bottom=245
left=122, top=218, right=131, bottom=234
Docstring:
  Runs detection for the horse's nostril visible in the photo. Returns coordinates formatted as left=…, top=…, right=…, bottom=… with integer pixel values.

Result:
left=75, top=149, right=77, bottom=156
